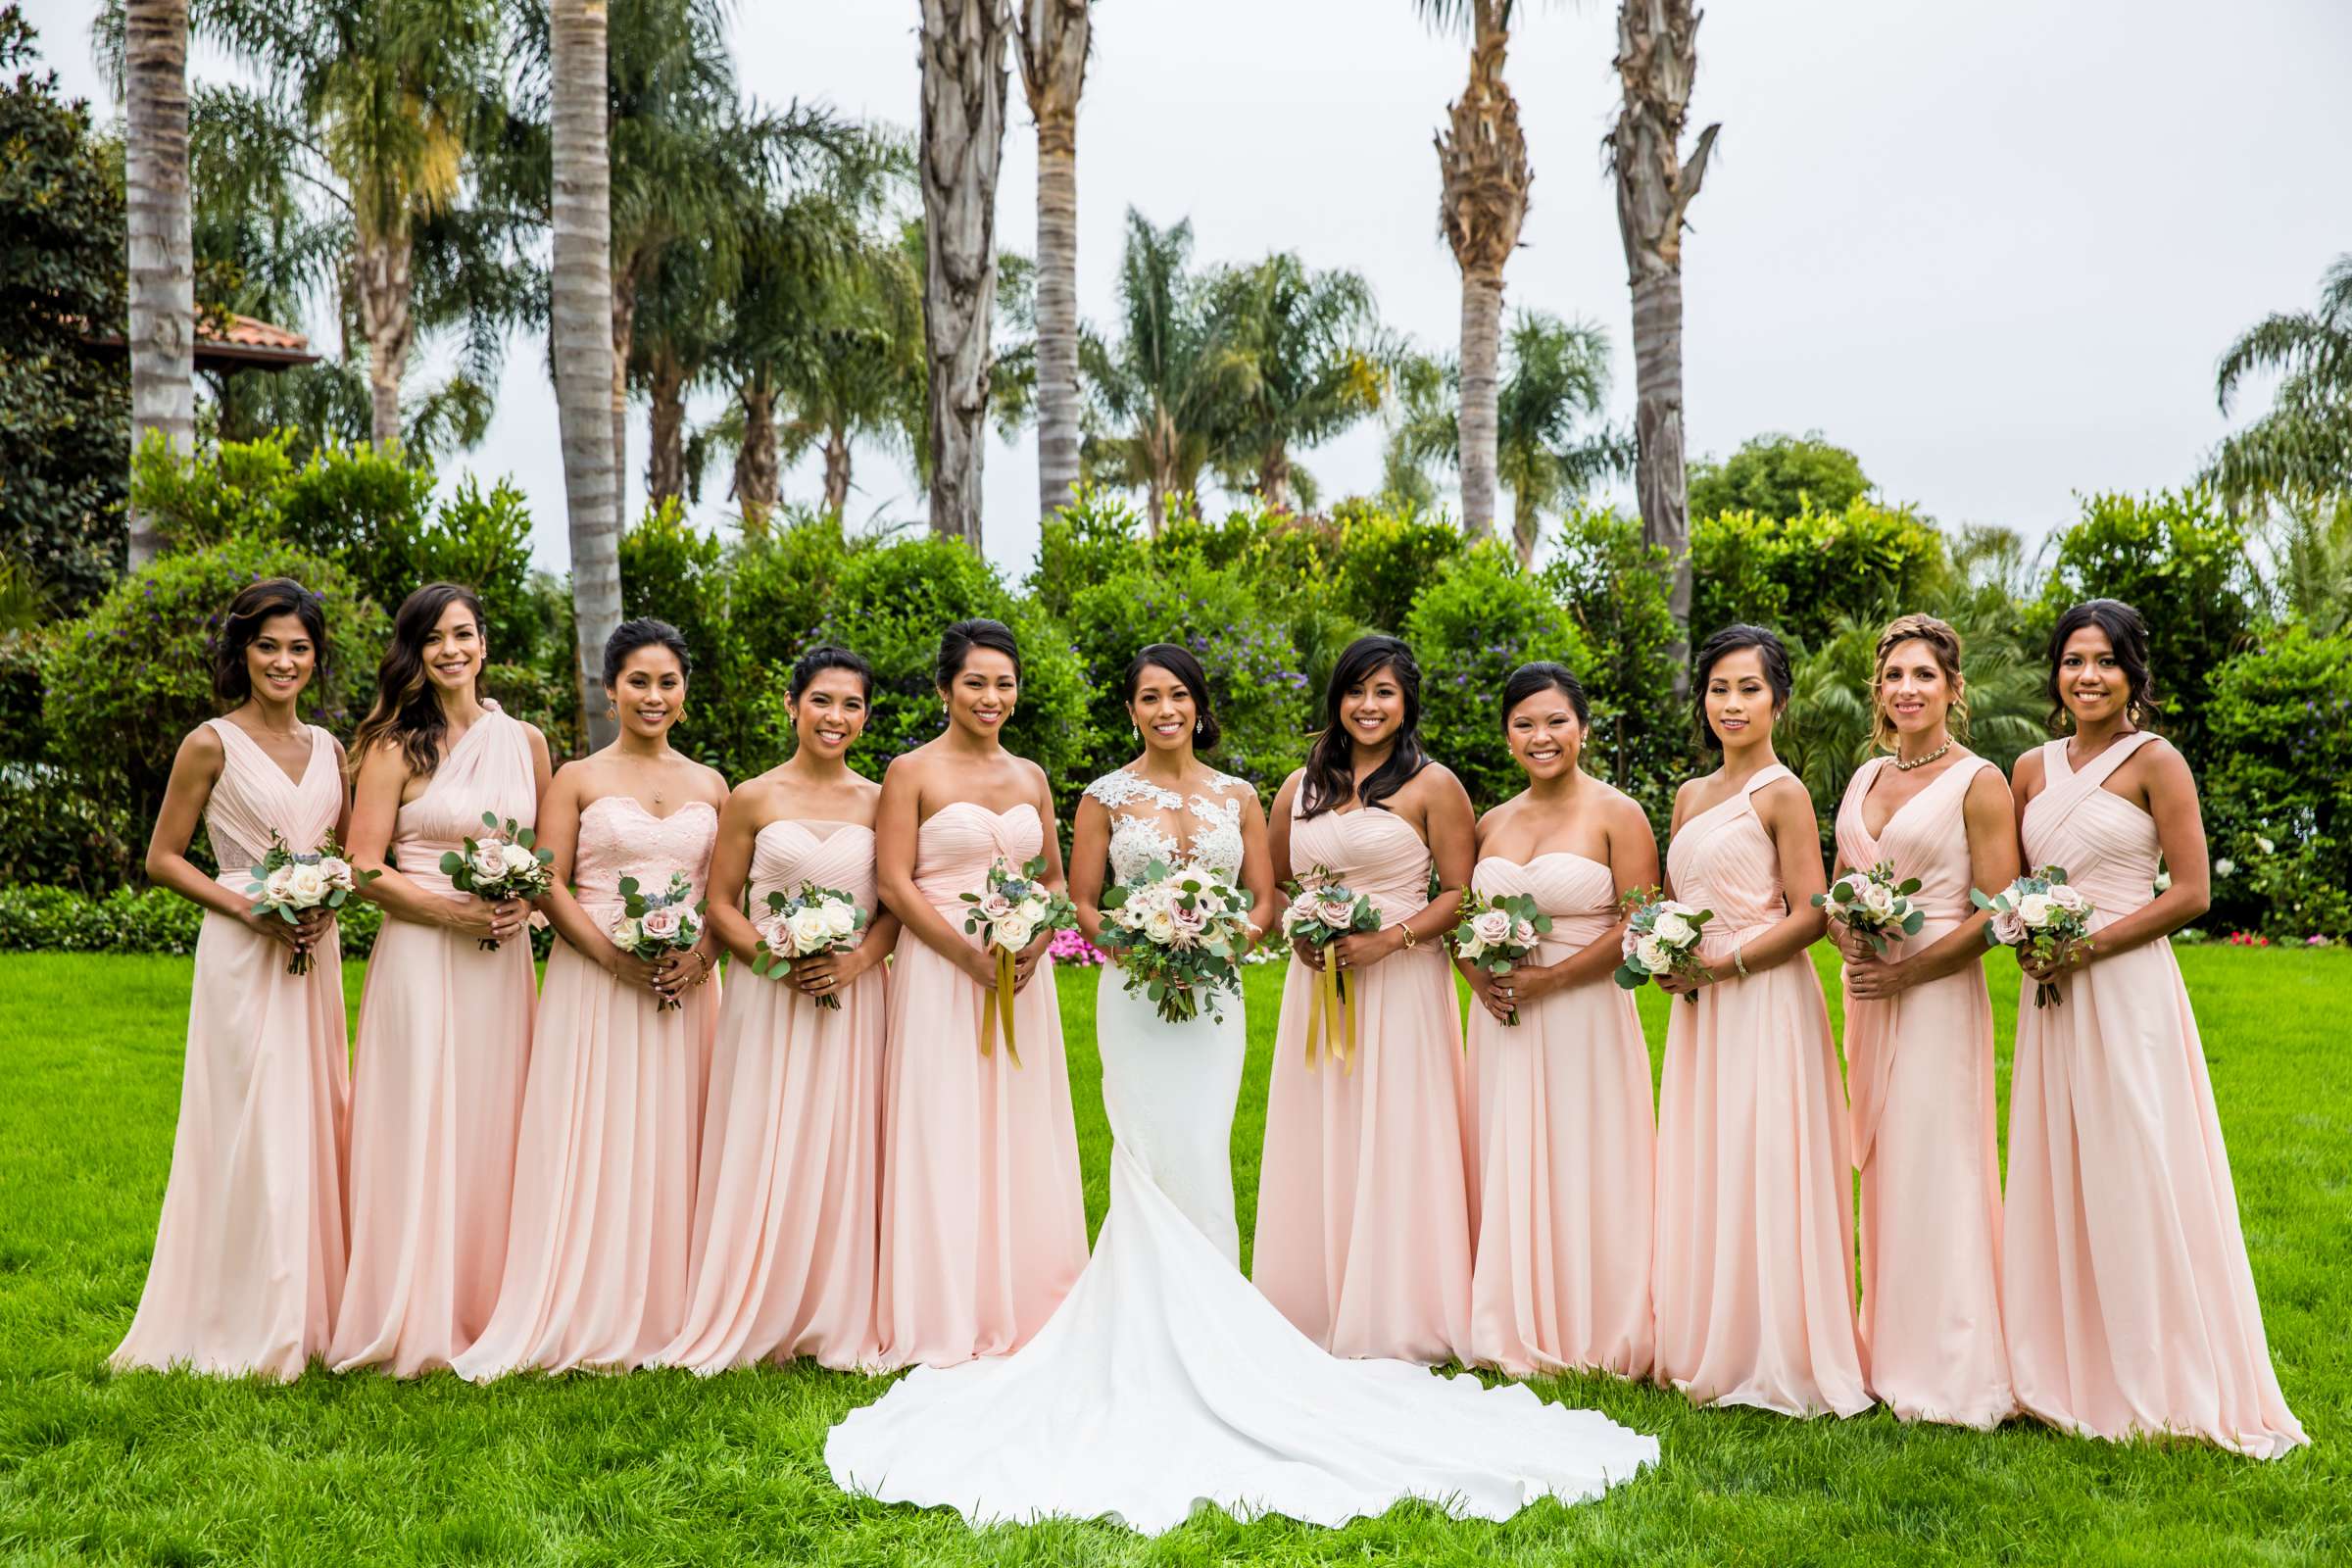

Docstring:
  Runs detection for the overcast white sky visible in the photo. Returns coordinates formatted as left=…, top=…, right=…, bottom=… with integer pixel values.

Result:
left=34, top=0, right=2352, bottom=581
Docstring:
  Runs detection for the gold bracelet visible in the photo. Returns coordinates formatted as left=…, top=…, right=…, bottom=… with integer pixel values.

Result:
left=1399, top=922, right=1419, bottom=951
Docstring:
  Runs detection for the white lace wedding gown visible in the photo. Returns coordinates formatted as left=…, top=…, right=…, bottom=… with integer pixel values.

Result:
left=824, top=768, right=1659, bottom=1533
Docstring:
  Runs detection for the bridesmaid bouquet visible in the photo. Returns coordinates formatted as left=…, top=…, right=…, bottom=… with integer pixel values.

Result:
left=1612, top=887, right=1715, bottom=1004
left=245, top=832, right=376, bottom=975
left=959, top=856, right=1078, bottom=1067
left=438, top=811, right=556, bottom=951
left=1813, top=861, right=1926, bottom=957
left=750, top=881, right=867, bottom=1008
left=1450, top=891, right=1551, bottom=1026
left=608, top=870, right=706, bottom=1010
left=1097, top=858, right=1256, bottom=1025
left=1972, top=865, right=2095, bottom=1009
left=1280, top=869, right=1382, bottom=1071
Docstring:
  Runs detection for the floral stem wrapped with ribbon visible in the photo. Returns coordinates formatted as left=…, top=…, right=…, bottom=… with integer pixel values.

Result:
left=1279, top=867, right=1382, bottom=1071
left=438, top=811, right=556, bottom=951
left=1612, top=886, right=1714, bottom=1004
left=1972, top=864, right=2095, bottom=1008
left=245, top=831, right=375, bottom=975
left=959, top=855, right=1077, bottom=1066
left=609, top=869, right=705, bottom=1011
left=1812, top=860, right=1925, bottom=958
left=751, top=881, right=866, bottom=1009
left=1450, top=889, right=1550, bottom=1026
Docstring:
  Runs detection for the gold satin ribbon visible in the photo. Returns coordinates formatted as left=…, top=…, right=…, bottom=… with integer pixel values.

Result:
left=978, top=945, right=1024, bottom=1069
left=1302, top=958, right=1355, bottom=1074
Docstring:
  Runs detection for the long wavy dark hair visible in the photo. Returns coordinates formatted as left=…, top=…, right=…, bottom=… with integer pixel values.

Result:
left=350, top=583, right=487, bottom=778
left=1298, top=635, right=1428, bottom=818
left=2044, top=598, right=2160, bottom=733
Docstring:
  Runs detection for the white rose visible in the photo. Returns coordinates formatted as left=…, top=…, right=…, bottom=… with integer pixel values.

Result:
left=1636, top=934, right=1673, bottom=973
left=786, top=907, right=833, bottom=954
left=2016, top=892, right=2055, bottom=929
left=2048, top=883, right=2087, bottom=914
left=1018, top=896, right=1050, bottom=925
left=1859, top=881, right=1896, bottom=917
left=470, top=843, right=509, bottom=882
left=1990, top=909, right=2027, bottom=946
left=1143, top=909, right=1179, bottom=945
left=821, top=899, right=858, bottom=937
left=284, top=862, right=328, bottom=906
left=610, top=916, right=640, bottom=947
left=264, top=865, right=295, bottom=904
left=1471, top=909, right=1515, bottom=948
left=500, top=842, right=540, bottom=876
left=2153, top=870, right=2173, bottom=893
left=1652, top=910, right=1694, bottom=947
left=995, top=916, right=1036, bottom=953
left=2213, top=858, right=2235, bottom=878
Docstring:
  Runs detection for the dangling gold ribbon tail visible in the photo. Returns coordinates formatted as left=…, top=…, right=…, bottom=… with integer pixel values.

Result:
left=977, top=944, right=1023, bottom=1068
left=1331, top=964, right=1354, bottom=1075
left=1303, top=957, right=1326, bottom=1072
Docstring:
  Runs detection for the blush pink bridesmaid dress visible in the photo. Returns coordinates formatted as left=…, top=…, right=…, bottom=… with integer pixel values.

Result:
left=874, top=803, right=1087, bottom=1367
left=1253, top=802, right=1474, bottom=1364
left=657, top=819, right=886, bottom=1372
left=1652, top=763, right=1871, bottom=1417
left=451, top=795, right=720, bottom=1380
left=1835, top=756, right=2015, bottom=1427
left=330, top=707, right=537, bottom=1376
left=113, top=718, right=350, bottom=1380
left=2004, top=733, right=2306, bottom=1457
left=1466, top=852, right=1654, bottom=1378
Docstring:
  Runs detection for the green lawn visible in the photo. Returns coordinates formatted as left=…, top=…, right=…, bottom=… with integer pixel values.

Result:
left=0, top=947, right=2344, bottom=1565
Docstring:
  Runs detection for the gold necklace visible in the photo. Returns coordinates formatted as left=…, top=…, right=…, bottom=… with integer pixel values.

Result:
left=1893, top=738, right=1953, bottom=772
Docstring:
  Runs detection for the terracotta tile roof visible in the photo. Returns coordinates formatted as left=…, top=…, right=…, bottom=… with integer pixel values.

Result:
left=201, top=314, right=310, bottom=353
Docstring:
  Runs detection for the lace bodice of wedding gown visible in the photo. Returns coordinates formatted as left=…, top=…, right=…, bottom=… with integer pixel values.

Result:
left=1085, top=766, right=1249, bottom=883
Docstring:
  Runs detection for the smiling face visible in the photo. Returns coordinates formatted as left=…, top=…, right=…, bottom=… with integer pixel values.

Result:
left=421, top=599, right=485, bottom=698
left=793, top=668, right=869, bottom=760
left=1704, top=647, right=1779, bottom=747
left=1878, top=636, right=1957, bottom=742
left=244, top=612, right=318, bottom=707
left=943, top=646, right=1018, bottom=740
left=2055, top=623, right=2129, bottom=729
left=1128, top=662, right=1199, bottom=756
left=1506, top=687, right=1585, bottom=782
left=608, top=645, right=686, bottom=740
left=1341, top=663, right=1406, bottom=752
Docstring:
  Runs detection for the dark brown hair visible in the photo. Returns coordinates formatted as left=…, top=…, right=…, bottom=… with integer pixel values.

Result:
left=1690, top=623, right=1793, bottom=752
left=1299, top=634, right=1428, bottom=817
left=212, top=577, right=328, bottom=707
left=2045, top=598, right=2159, bottom=733
left=1124, top=642, right=1221, bottom=752
left=351, top=582, right=487, bottom=778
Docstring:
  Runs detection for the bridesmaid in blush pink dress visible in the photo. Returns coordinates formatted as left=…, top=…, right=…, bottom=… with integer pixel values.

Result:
left=330, top=585, right=552, bottom=1376
left=1462, top=663, right=1660, bottom=1378
left=453, top=619, right=727, bottom=1380
left=2003, top=600, right=2304, bottom=1457
left=114, top=578, right=351, bottom=1379
left=1651, top=624, right=1869, bottom=1418
left=658, top=647, right=901, bottom=1372
left=1832, top=614, right=2017, bottom=1427
left=1255, top=635, right=1480, bottom=1364
left=872, top=619, right=1087, bottom=1367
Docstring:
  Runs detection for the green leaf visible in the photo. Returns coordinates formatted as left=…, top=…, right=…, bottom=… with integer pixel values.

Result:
left=439, top=852, right=465, bottom=875
left=482, top=811, right=500, bottom=831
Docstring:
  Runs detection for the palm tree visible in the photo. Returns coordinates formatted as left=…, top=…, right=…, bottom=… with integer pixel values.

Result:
left=1606, top=0, right=1719, bottom=678
left=2209, top=254, right=2352, bottom=510
left=1207, top=253, right=1387, bottom=512
left=918, top=0, right=1014, bottom=548
left=1416, top=0, right=1532, bottom=541
left=1015, top=0, right=1091, bottom=524
left=124, top=0, right=194, bottom=569
left=1081, top=211, right=1235, bottom=534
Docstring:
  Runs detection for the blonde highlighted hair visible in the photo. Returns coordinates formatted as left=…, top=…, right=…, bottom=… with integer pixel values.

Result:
left=1871, top=612, right=1969, bottom=751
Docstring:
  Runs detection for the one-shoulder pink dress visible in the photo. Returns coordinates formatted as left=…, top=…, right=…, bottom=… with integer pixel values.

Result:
left=1466, top=852, right=1654, bottom=1378
left=452, top=795, right=720, bottom=1379
left=2003, top=733, right=2305, bottom=1457
left=113, top=718, right=350, bottom=1379
left=331, top=707, right=538, bottom=1376
left=659, top=818, right=887, bottom=1372
left=1253, top=801, right=1474, bottom=1364
left=1834, top=755, right=2013, bottom=1427
left=874, top=802, right=1087, bottom=1368
left=1652, top=763, right=1870, bottom=1417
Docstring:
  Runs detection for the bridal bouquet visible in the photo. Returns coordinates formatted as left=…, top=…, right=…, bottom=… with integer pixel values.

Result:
left=750, top=881, right=866, bottom=1008
left=1280, top=869, right=1382, bottom=1071
left=959, top=856, right=1077, bottom=1066
left=1450, top=890, right=1550, bottom=1026
left=1097, top=858, right=1255, bottom=1025
left=244, top=832, right=376, bottom=975
left=437, top=811, right=556, bottom=950
left=1612, top=887, right=1715, bottom=1004
left=609, top=870, right=705, bottom=1010
left=1973, top=865, right=2095, bottom=1009
left=1813, top=860, right=1925, bottom=957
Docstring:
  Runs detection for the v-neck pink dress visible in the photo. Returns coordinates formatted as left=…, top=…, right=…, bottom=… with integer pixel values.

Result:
left=113, top=718, right=350, bottom=1380
left=658, top=817, right=887, bottom=1372
left=1465, top=851, right=1654, bottom=1378
left=1652, top=763, right=1870, bottom=1417
left=1834, top=755, right=2014, bottom=1427
left=2003, top=733, right=2305, bottom=1456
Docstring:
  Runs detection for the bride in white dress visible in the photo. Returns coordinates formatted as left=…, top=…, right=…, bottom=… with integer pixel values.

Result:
left=825, top=645, right=1658, bottom=1534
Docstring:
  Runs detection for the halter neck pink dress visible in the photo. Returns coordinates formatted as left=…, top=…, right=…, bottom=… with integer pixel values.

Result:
left=1834, top=755, right=2014, bottom=1427
left=331, top=707, right=538, bottom=1377
left=112, top=718, right=349, bottom=1380
left=874, top=801, right=1087, bottom=1368
left=1652, top=763, right=1870, bottom=1417
left=1466, top=851, right=1654, bottom=1378
left=1253, top=799, right=1474, bottom=1364
left=2003, top=733, right=2305, bottom=1456
left=658, top=817, right=887, bottom=1372
left=452, top=794, right=719, bottom=1379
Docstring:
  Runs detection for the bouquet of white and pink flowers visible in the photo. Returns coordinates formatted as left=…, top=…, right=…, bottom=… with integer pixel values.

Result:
left=1973, top=865, right=2095, bottom=1009
left=608, top=869, right=705, bottom=1010
left=1813, top=860, right=1926, bottom=957
left=1612, top=887, right=1715, bottom=1004
left=750, top=881, right=867, bottom=1008
left=1280, top=869, right=1383, bottom=1071
left=1098, top=858, right=1256, bottom=1025
left=959, top=856, right=1078, bottom=1066
left=1450, top=890, right=1551, bottom=1026
left=244, top=831, right=375, bottom=975
left=438, top=810, right=556, bottom=950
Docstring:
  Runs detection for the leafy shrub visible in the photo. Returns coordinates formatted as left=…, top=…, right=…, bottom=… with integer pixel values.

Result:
left=0, top=882, right=389, bottom=956
left=1689, top=431, right=1872, bottom=523
left=1690, top=498, right=1950, bottom=654
left=0, top=632, right=46, bottom=764
left=618, top=499, right=759, bottom=778
left=0, top=763, right=144, bottom=892
left=1544, top=506, right=1689, bottom=832
left=1329, top=502, right=1469, bottom=636
left=1030, top=488, right=1154, bottom=621
left=2202, top=625, right=2352, bottom=939
left=1403, top=544, right=1593, bottom=811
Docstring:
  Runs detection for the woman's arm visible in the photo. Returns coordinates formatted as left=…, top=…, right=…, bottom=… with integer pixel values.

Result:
left=535, top=767, right=662, bottom=995
left=1519, top=795, right=1659, bottom=1004
left=1661, top=776, right=1825, bottom=990
left=873, top=756, right=995, bottom=985
left=701, top=782, right=767, bottom=967
left=2031, top=742, right=2211, bottom=978
left=1009, top=761, right=1065, bottom=993
left=1848, top=766, right=2016, bottom=999
left=1235, top=787, right=1278, bottom=946
left=1068, top=793, right=1113, bottom=949
left=654, top=767, right=731, bottom=1003
left=347, top=739, right=517, bottom=943
left=1331, top=767, right=1475, bottom=971
left=145, top=726, right=321, bottom=957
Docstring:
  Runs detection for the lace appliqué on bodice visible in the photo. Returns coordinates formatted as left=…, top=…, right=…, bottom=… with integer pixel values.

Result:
left=1087, top=767, right=1248, bottom=882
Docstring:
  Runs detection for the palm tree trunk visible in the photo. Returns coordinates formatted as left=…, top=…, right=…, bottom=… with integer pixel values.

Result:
left=1458, top=269, right=1503, bottom=534
left=732, top=377, right=778, bottom=537
left=354, top=229, right=415, bottom=449
left=822, top=425, right=852, bottom=515
left=646, top=351, right=686, bottom=504
left=919, top=0, right=1013, bottom=549
left=1017, top=1, right=1091, bottom=523
left=124, top=0, right=194, bottom=571
left=610, top=270, right=638, bottom=537
left=553, top=0, right=622, bottom=750
left=1512, top=469, right=1542, bottom=566
left=1259, top=443, right=1295, bottom=513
